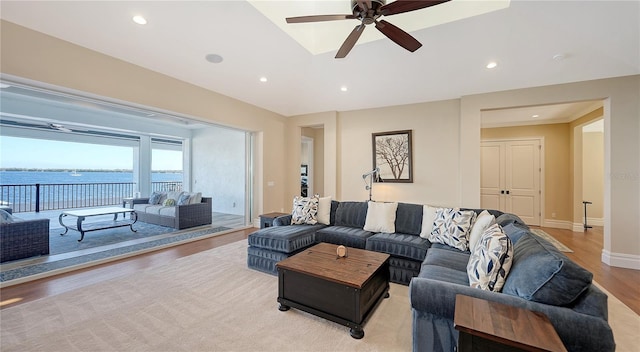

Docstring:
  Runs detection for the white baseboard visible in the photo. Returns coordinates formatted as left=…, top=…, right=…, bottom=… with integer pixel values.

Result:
left=541, top=219, right=572, bottom=230
left=572, top=222, right=587, bottom=232
left=602, top=250, right=640, bottom=270
left=252, top=218, right=260, bottom=228
left=586, top=217, right=604, bottom=226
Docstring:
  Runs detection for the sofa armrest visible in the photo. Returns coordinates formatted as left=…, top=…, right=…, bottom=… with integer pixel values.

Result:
left=409, top=278, right=615, bottom=352
left=273, top=215, right=292, bottom=226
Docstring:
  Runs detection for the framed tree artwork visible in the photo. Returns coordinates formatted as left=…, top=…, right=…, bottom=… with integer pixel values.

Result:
left=372, top=130, right=413, bottom=183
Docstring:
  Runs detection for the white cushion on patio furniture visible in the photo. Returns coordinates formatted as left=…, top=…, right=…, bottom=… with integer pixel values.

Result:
left=189, top=192, right=202, bottom=204
left=159, top=206, right=177, bottom=217
left=133, top=204, right=153, bottom=212
left=144, top=205, right=164, bottom=215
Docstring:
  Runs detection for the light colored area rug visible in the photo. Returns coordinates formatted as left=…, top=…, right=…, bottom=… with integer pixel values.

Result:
left=1, top=239, right=636, bottom=352
left=530, top=228, right=573, bottom=252
left=0, top=240, right=411, bottom=352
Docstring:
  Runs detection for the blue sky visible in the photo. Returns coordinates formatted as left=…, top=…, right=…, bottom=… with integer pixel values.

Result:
left=0, top=136, right=182, bottom=170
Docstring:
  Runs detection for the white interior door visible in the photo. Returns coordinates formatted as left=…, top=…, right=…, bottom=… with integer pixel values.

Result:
left=480, top=142, right=505, bottom=211
left=481, top=139, right=541, bottom=226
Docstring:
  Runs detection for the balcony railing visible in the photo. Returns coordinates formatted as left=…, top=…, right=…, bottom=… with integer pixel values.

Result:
left=1, top=182, right=183, bottom=213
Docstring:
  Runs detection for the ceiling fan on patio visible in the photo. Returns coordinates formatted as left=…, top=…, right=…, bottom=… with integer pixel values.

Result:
left=285, top=0, right=450, bottom=58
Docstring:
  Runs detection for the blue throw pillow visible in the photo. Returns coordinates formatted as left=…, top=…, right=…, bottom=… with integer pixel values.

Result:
left=502, top=233, right=592, bottom=306
left=177, top=192, right=191, bottom=206
left=148, top=192, right=163, bottom=205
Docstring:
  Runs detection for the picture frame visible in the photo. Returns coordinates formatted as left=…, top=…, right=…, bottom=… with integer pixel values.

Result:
left=372, top=130, right=413, bottom=183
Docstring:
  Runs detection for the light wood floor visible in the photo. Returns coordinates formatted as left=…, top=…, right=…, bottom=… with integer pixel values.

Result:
left=1, top=226, right=638, bottom=317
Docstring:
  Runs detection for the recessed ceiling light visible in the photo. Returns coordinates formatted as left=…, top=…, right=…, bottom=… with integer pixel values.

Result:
left=259, top=77, right=268, bottom=83
left=553, top=54, right=565, bottom=61
left=532, top=114, right=539, bottom=118
left=205, top=54, right=223, bottom=64
left=340, top=86, right=348, bottom=92
left=132, top=15, right=147, bottom=25
left=486, top=62, right=498, bottom=69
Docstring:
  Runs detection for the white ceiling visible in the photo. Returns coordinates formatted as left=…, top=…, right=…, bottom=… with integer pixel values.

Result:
left=0, top=0, right=638, bottom=126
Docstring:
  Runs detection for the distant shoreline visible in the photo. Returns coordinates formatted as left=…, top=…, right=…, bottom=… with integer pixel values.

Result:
left=0, top=168, right=181, bottom=173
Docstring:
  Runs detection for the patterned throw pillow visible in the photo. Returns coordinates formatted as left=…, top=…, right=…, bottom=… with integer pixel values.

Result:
left=177, top=192, right=191, bottom=206
left=148, top=192, right=163, bottom=205
left=291, top=196, right=319, bottom=225
left=163, top=198, right=176, bottom=206
left=428, top=208, right=477, bottom=251
left=467, top=223, right=514, bottom=292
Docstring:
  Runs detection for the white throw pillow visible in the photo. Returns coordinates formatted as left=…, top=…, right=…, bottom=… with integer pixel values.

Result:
left=291, top=196, right=319, bottom=225
left=419, top=205, right=438, bottom=238
left=467, top=223, right=514, bottom=292
left=428, top=208, right=477, bottom=251
left=317, top=196, right=332, bottom=225
left=363, top=201, right=398, bottom=233
left=468, top=210, right=496, bottom=252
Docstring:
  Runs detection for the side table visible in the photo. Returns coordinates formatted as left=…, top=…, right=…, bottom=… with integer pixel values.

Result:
left=454, top=294, right=567, bottom=352
left=259, top=212, right=288, bottom=228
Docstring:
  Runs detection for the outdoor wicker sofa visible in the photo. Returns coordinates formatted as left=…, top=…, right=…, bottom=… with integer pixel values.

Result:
left=1, top=209, right=50, bottom=263
left=131, top=192, right=212, bottom=229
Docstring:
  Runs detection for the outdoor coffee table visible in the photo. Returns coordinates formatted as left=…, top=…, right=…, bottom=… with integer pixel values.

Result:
left=276, top=242, right=390, bottom=339
left=59, top=207, right=137, bottom=242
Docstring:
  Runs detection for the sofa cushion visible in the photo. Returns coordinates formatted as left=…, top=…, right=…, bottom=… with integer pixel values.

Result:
left=248, top=224, right=323, bottom=254
left=334, top=201, right=368, bottom=228
left=417, top=264, right=470, bottom=286
left=468, top=210, right=496, bottom=252
left=395, top=203, right=424, bottom=235
left=423, top=248, right=470, bottom=272
left=144, top=205, right=164, bottom=215
left=428, top=208, right=477, bottom=251
left=363, top=201, right=398, bottom=233
left=366, top=232, right=430, bottom=261
left=467, top=223, right=513, bottom=292
left=502, top=232, right=593, bottom=306
left=315, top=226, right=373, bottom=249
left=291, top=196, right=319, bottom=225
left=501, top=221, right=530, bottom=244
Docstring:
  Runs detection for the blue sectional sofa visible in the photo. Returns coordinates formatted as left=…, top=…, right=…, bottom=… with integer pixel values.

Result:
left=247, top=200, right=615, bottom=352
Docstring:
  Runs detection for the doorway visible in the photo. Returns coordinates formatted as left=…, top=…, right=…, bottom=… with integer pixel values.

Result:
left=481, top=138, right=542, bottom=226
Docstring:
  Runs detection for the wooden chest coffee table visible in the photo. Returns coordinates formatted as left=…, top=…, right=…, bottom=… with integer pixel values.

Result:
left=276, top=243, right=390, bottom=339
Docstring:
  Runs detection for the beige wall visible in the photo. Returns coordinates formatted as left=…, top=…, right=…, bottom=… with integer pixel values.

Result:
left=0, top=20, right=288, bottom=219
left=482, top=124, right=571, bottom=222
left=583, top=131, right=604, bottom=219
left=292, top=99, right=463, bottom=207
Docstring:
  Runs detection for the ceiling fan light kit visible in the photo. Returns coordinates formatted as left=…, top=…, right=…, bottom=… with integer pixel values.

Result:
left=285, top=0, right=450, bottom=58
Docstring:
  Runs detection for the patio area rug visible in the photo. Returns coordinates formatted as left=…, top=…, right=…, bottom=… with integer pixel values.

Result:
left=0, top=224, right=231, bottom=284
left=50, top=221, right=179, bottom=255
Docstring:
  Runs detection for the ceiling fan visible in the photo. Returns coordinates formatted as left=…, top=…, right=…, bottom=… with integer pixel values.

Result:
left=286, top=0, right=451, bottom=58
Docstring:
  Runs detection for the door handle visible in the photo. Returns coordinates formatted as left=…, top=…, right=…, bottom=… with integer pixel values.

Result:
left=506, top=190, right=510, bottom=195
left=501, top=190, right=505, bottom=194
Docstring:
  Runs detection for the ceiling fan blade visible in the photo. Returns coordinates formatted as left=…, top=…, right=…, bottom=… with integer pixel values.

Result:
left=379, top=0, right=450, bottom=16
left=374, top=19, right=422, bottom=52
left=286, top=14, right=356, bottom=23
left=335, top=24, right=366, bottom=58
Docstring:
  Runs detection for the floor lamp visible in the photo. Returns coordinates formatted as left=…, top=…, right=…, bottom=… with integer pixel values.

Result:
left=362, top=167, right=382, bottom=201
